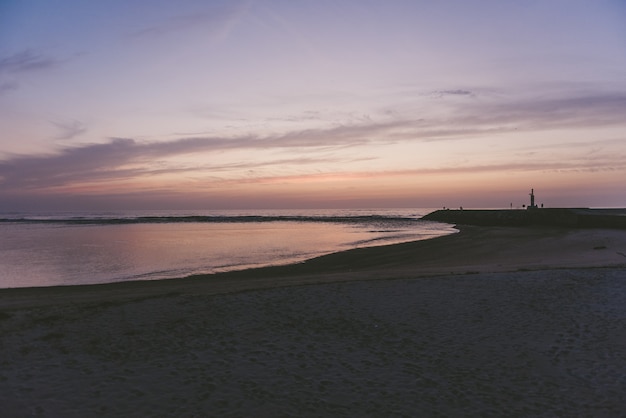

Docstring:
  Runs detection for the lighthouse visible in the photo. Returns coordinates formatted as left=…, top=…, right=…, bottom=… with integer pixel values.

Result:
left=528, top=189, right=538, bottom=209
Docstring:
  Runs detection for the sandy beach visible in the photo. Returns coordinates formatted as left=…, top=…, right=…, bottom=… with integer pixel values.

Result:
left=1, top=226, right=626, bottom=416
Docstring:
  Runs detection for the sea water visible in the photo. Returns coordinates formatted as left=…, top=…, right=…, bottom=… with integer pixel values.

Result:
left=0, top=209, right=455, bottom=288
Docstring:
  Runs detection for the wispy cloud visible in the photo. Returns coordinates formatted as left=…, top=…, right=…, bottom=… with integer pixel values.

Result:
left=0, top=132, right=369, bottom=191
left=0, top=80, right=18, bottom=95
left=430, top=89, right=475, bottom=98
left=0, top=50, right=63, bottom=95
left=469, top=92, right=626, bottom=130
left=0, top=50, right=58, bottom=74
left=1, top=90, right=625, bottom=194
left=166, top=157, right=626, bottom=190
left=51, top=119, right=87, bottom=141
left=0, top=138, right=141, bottom=191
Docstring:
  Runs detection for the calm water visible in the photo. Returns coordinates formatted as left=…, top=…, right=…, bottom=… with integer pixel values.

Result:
left=0, top=209, right=455, bottom=288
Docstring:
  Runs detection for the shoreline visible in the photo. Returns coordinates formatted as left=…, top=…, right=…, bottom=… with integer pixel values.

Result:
left=1, top=224, right=625, bottom=309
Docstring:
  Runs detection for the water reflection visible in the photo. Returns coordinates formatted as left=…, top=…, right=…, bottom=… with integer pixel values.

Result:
left=0, top=220, right=455, bottom=288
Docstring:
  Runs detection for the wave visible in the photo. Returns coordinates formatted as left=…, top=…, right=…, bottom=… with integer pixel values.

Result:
left=348, top=232, right=445, bottom=247
left=0, top=214, right=424, bottom=225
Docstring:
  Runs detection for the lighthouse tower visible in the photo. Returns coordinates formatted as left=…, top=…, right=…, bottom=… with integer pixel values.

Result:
left=528, top=189, right=538, bottom=209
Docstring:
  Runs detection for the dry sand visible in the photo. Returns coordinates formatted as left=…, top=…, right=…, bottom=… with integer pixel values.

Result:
left=1, top=226, right=625, bottom=416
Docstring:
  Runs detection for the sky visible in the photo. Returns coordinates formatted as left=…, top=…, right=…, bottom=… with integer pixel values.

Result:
left=1, top=0, right=625, bottom=211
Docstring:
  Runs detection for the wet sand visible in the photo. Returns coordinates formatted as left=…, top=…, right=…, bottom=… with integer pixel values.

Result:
left=1, top=226, right=626, bottom=416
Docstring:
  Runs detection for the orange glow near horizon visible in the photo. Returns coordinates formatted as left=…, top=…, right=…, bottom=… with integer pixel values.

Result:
left=17, top=160, right=622, bottom=210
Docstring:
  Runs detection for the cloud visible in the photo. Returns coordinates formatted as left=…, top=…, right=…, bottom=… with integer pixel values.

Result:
left=0, top=50, right=62, bottom=94
left=418, top=87, right=626, bottom=131
left=431, top=89, right=475, bottom=98
left=0, top=80, right=18, bottom=95
left=0, top=131, right=371, bottom=192
left=0, top=50, right=58, bottom=74
left=51, top=119, right=87, bottom=140
left=228, top=157, right=626, bottom=186
left=1, top=90, right=625, bottom=195
left=432, top=90, right=626, bottom=138
left=0, top=138, right=140, bottom=191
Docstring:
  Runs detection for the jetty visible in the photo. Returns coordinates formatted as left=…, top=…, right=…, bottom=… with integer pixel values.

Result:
left=423, top=190, right=626, bottom=228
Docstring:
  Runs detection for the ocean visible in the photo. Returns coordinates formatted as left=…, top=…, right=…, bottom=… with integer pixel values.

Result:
left=0, top=208, right=456, bottom=289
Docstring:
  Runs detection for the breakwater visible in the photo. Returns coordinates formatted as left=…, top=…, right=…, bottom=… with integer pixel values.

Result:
left=423, top=208, right=626, bottom=229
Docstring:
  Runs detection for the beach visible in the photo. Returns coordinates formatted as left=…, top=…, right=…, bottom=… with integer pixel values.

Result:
left=1, top=226, right=626, bottom=416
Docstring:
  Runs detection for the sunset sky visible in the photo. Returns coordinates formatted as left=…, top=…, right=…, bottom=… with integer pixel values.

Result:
left=1, top=0, right=625, bottom=210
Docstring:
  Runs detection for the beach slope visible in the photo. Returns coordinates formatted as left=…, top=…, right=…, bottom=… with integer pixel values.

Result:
left=1, top=226, right=625, bottom=416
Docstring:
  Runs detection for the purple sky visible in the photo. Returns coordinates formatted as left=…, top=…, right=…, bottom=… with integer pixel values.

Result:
left=1, top=0, right=626, bottom=210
